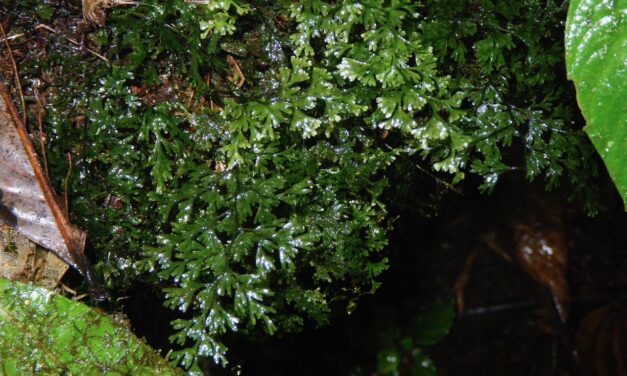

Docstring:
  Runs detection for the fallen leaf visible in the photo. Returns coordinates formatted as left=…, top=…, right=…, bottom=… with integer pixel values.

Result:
left=577, top=304, right=627, bottom=376
left=0, top=83, right=105, bottom=299
left=513, top=221, right=569, bottom=322
left=0, top=225, right=69, bottom=289
left=82, top=0, right=137, bottom=26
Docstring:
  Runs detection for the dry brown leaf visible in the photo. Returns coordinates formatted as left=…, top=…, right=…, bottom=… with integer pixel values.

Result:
left=0, top=225, right=69, bottom=288
left=513, top=222, right=569, bottom=322
left=577, top=304, right=627, bottom=376
left=0, top=83, right=105, bottom=299
left=82, top=0, right=136, bottom=26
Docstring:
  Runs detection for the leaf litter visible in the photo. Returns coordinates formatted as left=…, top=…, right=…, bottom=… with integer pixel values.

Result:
left=0, top=83, right=105, bottom=299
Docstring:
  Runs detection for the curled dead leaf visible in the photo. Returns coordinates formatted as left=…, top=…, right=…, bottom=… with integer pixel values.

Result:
left=513, top=222, right=569, bottom=322
left=0, top=83, right=106, bottom=300
left=82, top=0, right=137, bottom=26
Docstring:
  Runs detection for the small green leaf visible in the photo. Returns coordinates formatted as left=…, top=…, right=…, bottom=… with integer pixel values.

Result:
left=407, top=299, right=455, bottom=346
left=0, top=279, right=181, bottom=375
left=35, top=3, right=54, bottom=20
left=377, top=347, right=401, bottom=375
left=410, top=350, right=438, bottom=376
left=565, top=0, right=627, bottom=208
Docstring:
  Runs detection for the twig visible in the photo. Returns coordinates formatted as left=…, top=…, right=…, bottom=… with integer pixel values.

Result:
left=74, top=293, right=88, bottom=301
left=35, top=24, right=109, bottom=63
left=0, top=33, right=25, bottom=43
left=462, top=300, right=536, bottom=316
left=60, top=283, right=86, bottom=301
left=34, top=82, right=50, bottom=179
left=454, top=250, right=479, bottom=313
left=0, top=23, right=27, bottom=126
left=415, top=163, right=463, bottom=195
left=64, top=153, right=73, bottom=217
left=61, top=283, right=78, bottom=296
left=226, top=55, right=246, bottom=88
left=481, top=231, right=512, bottom=262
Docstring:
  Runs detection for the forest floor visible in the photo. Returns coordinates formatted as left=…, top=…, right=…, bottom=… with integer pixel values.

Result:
left=2, top=2, right=627, bottom=375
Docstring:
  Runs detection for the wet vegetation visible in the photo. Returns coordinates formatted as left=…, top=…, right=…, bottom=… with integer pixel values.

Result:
left=0, top=279, right=181, bottom=374
left=0, top=0, right=625, bottom=374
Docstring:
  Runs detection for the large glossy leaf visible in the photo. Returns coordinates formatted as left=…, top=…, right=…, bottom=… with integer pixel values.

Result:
left=0, top=278, right=182, bottom=375
left=565, top=0, right=627, bottom=208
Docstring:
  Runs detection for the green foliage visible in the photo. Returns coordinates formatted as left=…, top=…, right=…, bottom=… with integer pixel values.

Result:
left=0, top=278, right=180, bottom=375
left=352, top=299, right=454, bottom=376
left=419, top=0, right=599, bottom=207
left=566, top=0, right=627, bottom=208
left=153, top=1, right=464, bottom=368
left=42, top=0, right=405, bottom=370
left=5, top=0, right=603, bottom=371
left=198, top=0, right=251, bottom=37
left=407, top=299, right=455, bottom=346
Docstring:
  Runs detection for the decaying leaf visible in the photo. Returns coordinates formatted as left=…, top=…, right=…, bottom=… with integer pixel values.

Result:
left=82, top=0, right=136, bottom=26
left=0, top=225, right=68, bottom=289
left=577, top=304, right=627, bottom=376
left=0, top=84, right=105, bottom=299
left=513, top=221, right=569, bottom=322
